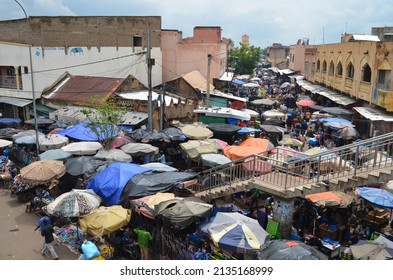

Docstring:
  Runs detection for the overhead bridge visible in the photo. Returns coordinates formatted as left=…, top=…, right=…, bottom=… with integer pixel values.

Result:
left=189, top=132, right=393, bottom=202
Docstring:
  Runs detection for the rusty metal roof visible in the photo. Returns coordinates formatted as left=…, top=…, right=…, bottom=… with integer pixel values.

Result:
left=44, top=75, right=124, bottom=104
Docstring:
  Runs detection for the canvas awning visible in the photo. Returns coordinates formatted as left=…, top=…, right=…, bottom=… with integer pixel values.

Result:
left=0, top=97, right=32, bottom=107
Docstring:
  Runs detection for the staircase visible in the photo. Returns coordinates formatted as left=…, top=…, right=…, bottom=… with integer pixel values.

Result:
left=191, top=132, right=393, bottom=202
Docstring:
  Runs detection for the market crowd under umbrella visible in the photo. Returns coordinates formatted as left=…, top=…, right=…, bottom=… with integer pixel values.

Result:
left=46, top=189, right=102, bottom=218
left=79, top=205, right=132, bottom=237
left=20, top=159, right=66, bottom=185
left=257, top=239, right=327, bottom=260
left=61, top=141, right=103, bottom=155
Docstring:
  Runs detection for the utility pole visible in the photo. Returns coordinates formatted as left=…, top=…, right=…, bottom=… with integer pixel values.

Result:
left=159, top=83, right=165, bottom=131
left=147, top=28, right=155, bottom=131
left=206, top=54, right=212, bottom=107
left=14, top=0, right=39, bottom=155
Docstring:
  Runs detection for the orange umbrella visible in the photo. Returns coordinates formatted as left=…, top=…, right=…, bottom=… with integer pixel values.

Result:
left=224, top=138, right=274, bottom=160
left=306, top=191, right=353, bottom=208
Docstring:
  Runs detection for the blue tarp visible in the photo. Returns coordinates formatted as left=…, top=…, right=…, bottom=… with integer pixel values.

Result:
left=0, top=118, right=22, bottom=125
left=86, top=162, right=152, bottom=206
left=237, top=127, right=261, bottom=135
left=319, top=118, right=352, bottom=124
left=231, top=79, right=246, bottom=86
left=58, top=121, right=120, bottom=141
left=356, top=187, right=393, bottom=209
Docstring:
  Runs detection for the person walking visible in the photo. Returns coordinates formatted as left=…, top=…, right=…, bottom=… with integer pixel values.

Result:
left=134, top=227, right=152, bottom=260
left=40, top=218, right=59, bottom=260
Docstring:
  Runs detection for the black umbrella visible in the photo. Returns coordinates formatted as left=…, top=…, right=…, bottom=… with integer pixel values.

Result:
left=261, top=119, right=286, bottom=128
left=207, top=123, right=242, bottom=134
left=260, top=124, right=287, bottom=134
left=257, top=239, right=328, bottom=260
left=65, top=156, right=108, bottom=176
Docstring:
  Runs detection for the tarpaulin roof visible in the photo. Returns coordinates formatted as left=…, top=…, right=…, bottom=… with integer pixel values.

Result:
left=224, top=138, right=273, bottom=160
left=58, top=121, right=120, bottom=141
left=154, top=197, right=212, bottom=229
left=356, top=187, right=393, bottom=209
left=86, top=162, right=152, bottom=206
left=306, top=191, right=353, bottom=208
left=119, top=171, right=197, bottom=206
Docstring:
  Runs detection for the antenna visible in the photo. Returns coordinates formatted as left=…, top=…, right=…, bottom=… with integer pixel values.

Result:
left=323, top=27, right=325, bottom=44
left=345, top=22, right=348, bottom=34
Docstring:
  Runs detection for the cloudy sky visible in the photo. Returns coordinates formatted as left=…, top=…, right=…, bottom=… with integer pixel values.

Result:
left=2, top=0, right=393, bottom=48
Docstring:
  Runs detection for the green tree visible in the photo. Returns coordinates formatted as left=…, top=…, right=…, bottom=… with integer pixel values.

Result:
left=80, top=97, right=128, bottom=149
left=230, top=43, right=262, bottom=75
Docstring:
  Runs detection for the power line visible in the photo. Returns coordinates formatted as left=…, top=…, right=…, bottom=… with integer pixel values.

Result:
left=31, top=51, right=146, bottom=74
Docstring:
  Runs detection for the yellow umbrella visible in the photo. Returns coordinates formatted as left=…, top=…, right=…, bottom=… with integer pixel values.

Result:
left=79, top=205, right=131, bottom=237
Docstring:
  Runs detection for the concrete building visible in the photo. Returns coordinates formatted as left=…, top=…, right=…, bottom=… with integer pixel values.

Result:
left=161, top=26, right=230, bottom=83
left=266, top=43, right=290, bottom=68
left=0, top=16, right=162, bottom=119
left=290, top=30, right=393, bottom=136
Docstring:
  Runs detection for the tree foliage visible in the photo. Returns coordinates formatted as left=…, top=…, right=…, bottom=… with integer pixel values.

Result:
left=230, top=43, right=262, bottom=75
left=80, top=96, right=128, bottom=149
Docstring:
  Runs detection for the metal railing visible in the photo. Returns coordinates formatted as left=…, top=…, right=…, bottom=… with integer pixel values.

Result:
left=191, top=132, right=393, bottom=195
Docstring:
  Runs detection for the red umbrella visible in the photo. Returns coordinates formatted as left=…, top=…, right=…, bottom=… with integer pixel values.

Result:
left=297, top=100, right=316, bottom=107
left=109, top=133, right=134, bottom=149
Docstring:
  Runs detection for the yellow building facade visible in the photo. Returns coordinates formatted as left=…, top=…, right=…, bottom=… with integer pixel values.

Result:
left=308, top=41, right=393, bottom=112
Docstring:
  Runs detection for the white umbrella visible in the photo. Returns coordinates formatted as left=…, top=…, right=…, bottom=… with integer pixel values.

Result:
left=61, top=141, right=103, bottom=155
left=181, top=124, right=213, bottom=140
left=12, top=129, right=45, bottom=140
left=39, top=134, right=69, bottom=151
left=120, top=143, right=159, bottom=156
left=94, top=149, right=132, bottom=163
left=201, top=153, right=232, bottom=167
left=243, top=82, right=261, bottom=88
left=39, top=149, right=72, bottom=161
left=0, top=139, right=13, bottom=148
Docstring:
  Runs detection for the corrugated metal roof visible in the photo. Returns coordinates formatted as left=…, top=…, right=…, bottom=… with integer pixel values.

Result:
left=0, top=97, right=32, bottom=107
left=44, top=75, right=124, bottom=103
left=353, top=107, right=393, bottom=121
left=298, top=79, right=356, bottom=106
left=49, top=106, right=147, bottom=125
left=182, top=70, right=215, bottom=92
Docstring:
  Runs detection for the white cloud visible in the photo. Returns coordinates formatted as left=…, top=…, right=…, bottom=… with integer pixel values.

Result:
left=2, top=0, right=393, bottom=48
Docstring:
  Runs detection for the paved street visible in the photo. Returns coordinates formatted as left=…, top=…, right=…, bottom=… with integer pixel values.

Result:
left=0, top=187, right=76, bottom=260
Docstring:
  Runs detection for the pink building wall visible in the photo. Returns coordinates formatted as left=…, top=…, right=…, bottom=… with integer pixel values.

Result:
left=162, top=27, right=229, bottom=83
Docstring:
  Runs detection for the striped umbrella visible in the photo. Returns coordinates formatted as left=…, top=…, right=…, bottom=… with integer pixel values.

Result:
left=279, top=137, right=303, bottom=147
left=207, top=212, right=270, bottom=254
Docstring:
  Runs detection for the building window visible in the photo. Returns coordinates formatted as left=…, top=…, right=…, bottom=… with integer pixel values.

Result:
left=322, top=60, right=327, bottom=72
left=311, top=62, right=315, bottom=75
left=133, top=36, right=142, bottom=47
left=336, top=62, right=343, bottom=76
left=377, top=69, right=391, bottom=90
left=329, top=61, right=334, bottom=75
left=346, top=62, right=354, bottom=79
left=362, top=63, right=372, bottom=83
left=316, top=60, right=320, bottom=71
left=6, top=68, right=15, bottom=77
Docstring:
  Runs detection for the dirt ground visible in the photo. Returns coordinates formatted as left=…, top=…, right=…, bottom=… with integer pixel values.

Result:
left=0, top=187, right=77, bottom=260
